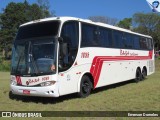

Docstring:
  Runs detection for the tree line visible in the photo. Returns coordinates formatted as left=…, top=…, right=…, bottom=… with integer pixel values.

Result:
left=0, top=0, right=53, bottom=59
left=0, top=0, right=160, bottom=59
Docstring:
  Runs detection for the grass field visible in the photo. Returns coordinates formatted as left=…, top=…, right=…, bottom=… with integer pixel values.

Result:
left=0, top=60, right=160, bottom=120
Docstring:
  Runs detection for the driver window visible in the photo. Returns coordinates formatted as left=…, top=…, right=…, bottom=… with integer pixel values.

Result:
left=59, top=21, right=79, bottom=71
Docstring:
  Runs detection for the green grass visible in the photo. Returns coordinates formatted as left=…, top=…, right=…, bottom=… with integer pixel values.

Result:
left=0, top=57, right=11, bottom=72
left=0, top=60, right=160, bottom=119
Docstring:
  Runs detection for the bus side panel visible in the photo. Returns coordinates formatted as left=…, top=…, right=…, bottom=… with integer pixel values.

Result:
left=97, top=61, right=135, bottom=87
left=82, top=48, right=154, bottom=88
left=58, top=64, right=91, bottom=96
left=96, top=60, right=154, bottom=88
left=58, top=48, right=155, bottom=96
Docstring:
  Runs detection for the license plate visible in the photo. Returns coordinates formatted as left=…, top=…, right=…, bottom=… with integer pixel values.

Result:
left=23, top=90, right=30, bottom=94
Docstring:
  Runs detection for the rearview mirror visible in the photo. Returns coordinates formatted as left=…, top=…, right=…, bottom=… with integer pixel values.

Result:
left=58, top=37, right=63, bottom=43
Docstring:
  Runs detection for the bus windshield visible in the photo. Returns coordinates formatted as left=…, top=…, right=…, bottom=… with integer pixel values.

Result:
left=11, top=21, right=60, bottom=76
left=11, top=37, right=57, bottom=76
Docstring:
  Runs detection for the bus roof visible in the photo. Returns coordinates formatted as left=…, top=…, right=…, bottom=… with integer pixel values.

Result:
left=20, top=16, right=152, bottom=38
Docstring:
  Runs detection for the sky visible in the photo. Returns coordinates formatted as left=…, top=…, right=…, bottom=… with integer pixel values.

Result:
left=0, top=0, right=152, bottom=20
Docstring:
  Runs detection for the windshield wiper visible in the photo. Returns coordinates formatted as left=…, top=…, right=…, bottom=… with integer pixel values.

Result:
left=29, top=54, right=39, bottom=74
left=28, top=41, right=39, bottom=75
left=15, top=53, right=23, bottom=75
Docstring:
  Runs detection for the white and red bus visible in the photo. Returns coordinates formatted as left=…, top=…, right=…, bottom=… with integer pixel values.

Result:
left=10, top=17, right=155, bottom=98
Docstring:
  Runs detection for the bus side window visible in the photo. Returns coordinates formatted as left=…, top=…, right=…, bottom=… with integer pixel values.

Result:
left=133, top=35, right=140, bottom=49
left=140, top=37, right=148, bottom=50
left=125, top=33, right=133, bottom=49
left=99, top=27, right=112, bottom=47
left=113, top=30, right=124, bottom=48
left=81, top=23, right=99, bottom=47
left=59, top=21, right=79, bottom=71
left=147, top=38, right=153, bottom=50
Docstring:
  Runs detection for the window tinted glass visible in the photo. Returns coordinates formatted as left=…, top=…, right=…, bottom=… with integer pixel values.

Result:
left=99, top=27, right=112, bottom=47
left=59, top=21, right=79, bottom=72
left=61, top=22, right=79, bottom=48
left=113, top=30, right=124, bottom=48
left=140, top=37, right=148, bottom=49
left=16, top=21, right=60, bottom=40
left=124, top=33, right=133, bottom=49
left=81, top=23, right=99, bottom=47
left=81, top=22, right=153, bottom=50
left=147, top=38, right=153, bottom=50
left=133, top=35, right=140, bottom=49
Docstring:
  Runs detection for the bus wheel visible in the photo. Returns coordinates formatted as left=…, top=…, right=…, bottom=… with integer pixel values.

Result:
left=78, top=75, right=92, bottom=98
left=9, top=91, right=16, bottom=99
left=135, top=68, right=142, bottom=83
left=142, top=68, right=147, bottom=80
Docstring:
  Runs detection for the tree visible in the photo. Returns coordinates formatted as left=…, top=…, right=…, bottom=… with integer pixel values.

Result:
left=133, top=13, right=160, bottom=34
left=0, top=2, right=26, bottom=58
left=37, top=0, right=53, bottom=17
left=0, top=13, right=2, bottom=51
left=117, top=18, right=132, bottom=29
left=0, top=31, right=3, bottom=54
left=88, top=16, right=118, bottom=25
left=27, top=3, right=44, bottom=21
left=132, top=13, right=160, bottom=50
left=0, top=13, right=2, bottom=29
left=0, top=1, right=54, bottom=59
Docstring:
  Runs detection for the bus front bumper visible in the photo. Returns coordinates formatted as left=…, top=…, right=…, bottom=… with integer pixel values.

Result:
left=10, top=84, right=59, bottom=97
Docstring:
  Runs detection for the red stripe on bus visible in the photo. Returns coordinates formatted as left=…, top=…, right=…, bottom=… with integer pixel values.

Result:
left=90, top=51, right=153, bottom=88
left=16, top=76, right=22, bottom=85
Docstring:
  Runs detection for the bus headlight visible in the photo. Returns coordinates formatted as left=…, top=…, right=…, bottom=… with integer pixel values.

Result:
left=40, top=81, right=56, bottom=87
left=11, top=80, right=17, bottom=85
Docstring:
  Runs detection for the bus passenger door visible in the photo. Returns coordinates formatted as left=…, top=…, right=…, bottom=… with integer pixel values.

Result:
left=58, top=21, right=79, bottom=95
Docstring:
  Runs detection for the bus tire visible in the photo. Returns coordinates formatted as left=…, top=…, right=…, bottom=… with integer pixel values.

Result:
left=78, top=75, right=92, bottom=98
left=135, top=68, right=142, bottom=83
left=142, top=67, right=147, bottom=80
left=9, top=91, right=16, bottom=99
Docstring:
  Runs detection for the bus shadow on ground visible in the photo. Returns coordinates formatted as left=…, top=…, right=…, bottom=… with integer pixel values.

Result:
left=92, top=79, right=136, bottom=95
left=8, top=79, right=146, bottom=104
left=9, top=91, right=78, bottom=104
